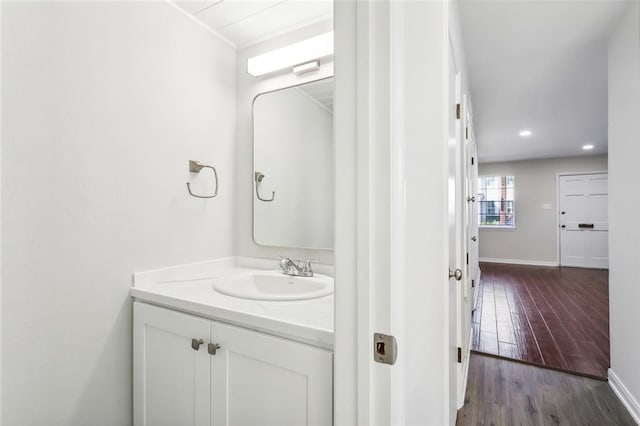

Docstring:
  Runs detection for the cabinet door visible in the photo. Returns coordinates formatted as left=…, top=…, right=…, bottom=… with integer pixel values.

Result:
left=133, top=302, right=211, bottom=426
left=210, top=322, right=333, bottom=426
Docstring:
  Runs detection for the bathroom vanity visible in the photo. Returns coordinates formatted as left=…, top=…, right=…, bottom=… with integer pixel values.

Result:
left=131, top=45, right=337, bottom=426
left=130, top=258, right=334, bottom=426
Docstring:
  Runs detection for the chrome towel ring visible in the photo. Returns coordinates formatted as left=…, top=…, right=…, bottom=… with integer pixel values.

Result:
left=186, top=160, right=218, bottom=199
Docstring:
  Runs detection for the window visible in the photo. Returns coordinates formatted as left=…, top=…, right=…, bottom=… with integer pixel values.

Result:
left=478, top=176, right=515, bottom=228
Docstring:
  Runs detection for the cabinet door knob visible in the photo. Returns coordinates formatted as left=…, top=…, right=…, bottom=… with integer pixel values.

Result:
left=191, top=338, right=204, bottom=351
left=208, top=343, right=221, bottom=356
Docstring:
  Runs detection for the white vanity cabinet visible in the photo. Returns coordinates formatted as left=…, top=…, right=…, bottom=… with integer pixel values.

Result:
left=133, top=302, right=333, bottom=426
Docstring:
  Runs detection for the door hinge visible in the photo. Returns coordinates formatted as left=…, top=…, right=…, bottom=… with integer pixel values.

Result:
left=466, top=252, right=469, bottom=265
left=471, top=157, right=475, bottom=165
left=456, top=103, right=461, bottom=119
left=465, top=126, right=468, bottom=139
left=457, top=347, right=462, bottom=363
left=471, top=279, right=475, bottom=288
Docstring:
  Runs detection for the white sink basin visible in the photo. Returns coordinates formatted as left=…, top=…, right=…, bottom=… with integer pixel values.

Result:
left=211, top=271, right=334, bottom=301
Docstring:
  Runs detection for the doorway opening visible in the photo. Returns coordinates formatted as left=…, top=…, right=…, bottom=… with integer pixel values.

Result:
left=457, top=0, right=624, bottom=381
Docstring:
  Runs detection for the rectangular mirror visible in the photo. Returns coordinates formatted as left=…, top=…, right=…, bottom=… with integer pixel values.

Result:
left=253, top=77, right=334, bottom=250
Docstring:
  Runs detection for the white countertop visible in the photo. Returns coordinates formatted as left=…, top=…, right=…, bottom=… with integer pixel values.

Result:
left=130, top=257, right=334, bottom=349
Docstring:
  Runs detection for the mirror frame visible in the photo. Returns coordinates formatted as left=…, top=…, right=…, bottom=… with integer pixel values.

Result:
left=251, top=75, right=335, bottom=251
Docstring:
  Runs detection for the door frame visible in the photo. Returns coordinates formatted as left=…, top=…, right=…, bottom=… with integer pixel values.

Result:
left=334, top=1, right=454, bottom=424
left=448, top=41, right=464, bottom=413
left=555, top=171, right=609, bottom=267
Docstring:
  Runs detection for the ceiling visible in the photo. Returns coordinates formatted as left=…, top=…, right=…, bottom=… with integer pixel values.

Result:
left=458, top=1, right=630, bottom=163
left=172, top=0, right=333, bottom=48
left=297, top=77, right=334, bottom=112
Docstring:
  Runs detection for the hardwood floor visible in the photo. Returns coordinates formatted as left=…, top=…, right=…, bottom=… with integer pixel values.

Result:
left=472, top=262, right=609, bottom=379
left=456, top=354, right=635, bottom=426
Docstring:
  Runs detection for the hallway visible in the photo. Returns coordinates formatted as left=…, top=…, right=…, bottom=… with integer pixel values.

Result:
left=457, top=354, right=635, bottom=425
left=472, top=263, right=609, bottom=379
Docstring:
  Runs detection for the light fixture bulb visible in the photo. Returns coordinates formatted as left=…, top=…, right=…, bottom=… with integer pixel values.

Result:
left=519, top=130, right=532, bottom=137
left=582, top=144, right=594, bottom=150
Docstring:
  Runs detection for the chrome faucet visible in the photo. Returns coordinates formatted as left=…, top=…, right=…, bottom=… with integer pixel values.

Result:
left=278, top=256, right=317, bottom=277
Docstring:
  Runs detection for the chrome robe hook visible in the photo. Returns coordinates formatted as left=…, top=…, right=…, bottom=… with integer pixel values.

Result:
left=255, top=171, right=275, bottom=202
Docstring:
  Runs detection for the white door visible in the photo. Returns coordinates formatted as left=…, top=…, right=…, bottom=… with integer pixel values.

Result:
left=559, top=173, right=609, bottom=268
left=133, top=302, right=211, bottom=426
left=448, top=42, right=464, bottom=416
left=457, top=96, right=477, bottom=406
left=465, top=122, right=479, bottom=310
left=210, top=322, right=333, bottom=426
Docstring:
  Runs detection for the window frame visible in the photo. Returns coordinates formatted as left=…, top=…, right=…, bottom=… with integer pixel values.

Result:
left=477, top=175, right=516, bottom=229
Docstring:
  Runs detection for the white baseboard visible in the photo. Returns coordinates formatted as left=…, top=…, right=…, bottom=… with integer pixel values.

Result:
left=479, top=257, right=559, bottom=267
left=609, top=369, right=640, bottom=424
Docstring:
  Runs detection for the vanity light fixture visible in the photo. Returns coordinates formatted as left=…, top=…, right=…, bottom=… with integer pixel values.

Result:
left=247, top=32, right=333, bottom=77
left=519, top=130, right=532, bottom=137
left=293, top=60, right=320, bottom=75
left=582, top=144, right=594, bottom=150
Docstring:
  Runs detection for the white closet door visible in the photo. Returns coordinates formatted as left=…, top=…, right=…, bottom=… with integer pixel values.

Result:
left=559, top=173, right=608, bottom=268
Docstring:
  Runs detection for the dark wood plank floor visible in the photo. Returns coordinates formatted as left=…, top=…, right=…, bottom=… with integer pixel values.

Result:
left=457, top=354, right=635, bottom=426
left=472, top=263, right=609, bottom=379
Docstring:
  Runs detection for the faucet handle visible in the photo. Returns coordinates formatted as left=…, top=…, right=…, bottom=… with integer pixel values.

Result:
left=277, top=256, right=290, bottom=270
left=302, top=259, right=318, bottom=273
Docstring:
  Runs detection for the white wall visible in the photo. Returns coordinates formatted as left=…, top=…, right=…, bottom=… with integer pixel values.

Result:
left=403, top=3, right=451, bottom=421
left=0, top=2, right=3, bottom=422
left=1, top=3, right=235, bottom=425
left=254, top=87, right=333, bottom=249
left=450, top=0, right=471, bottom=114
left=478, top=155, right=608, bottom=264
left=450, top=0, right=478, bottom=408
left=608, top=2, right=640, bottom=421
left=394, top=2, right=452, bottom=423
left=234, top=20, right=335, bottom=264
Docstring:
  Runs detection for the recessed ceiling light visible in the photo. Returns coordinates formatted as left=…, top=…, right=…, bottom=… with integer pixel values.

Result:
left=519, top=130, right=532, bottom=137
left=582, top=144, right=595, bottom=150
